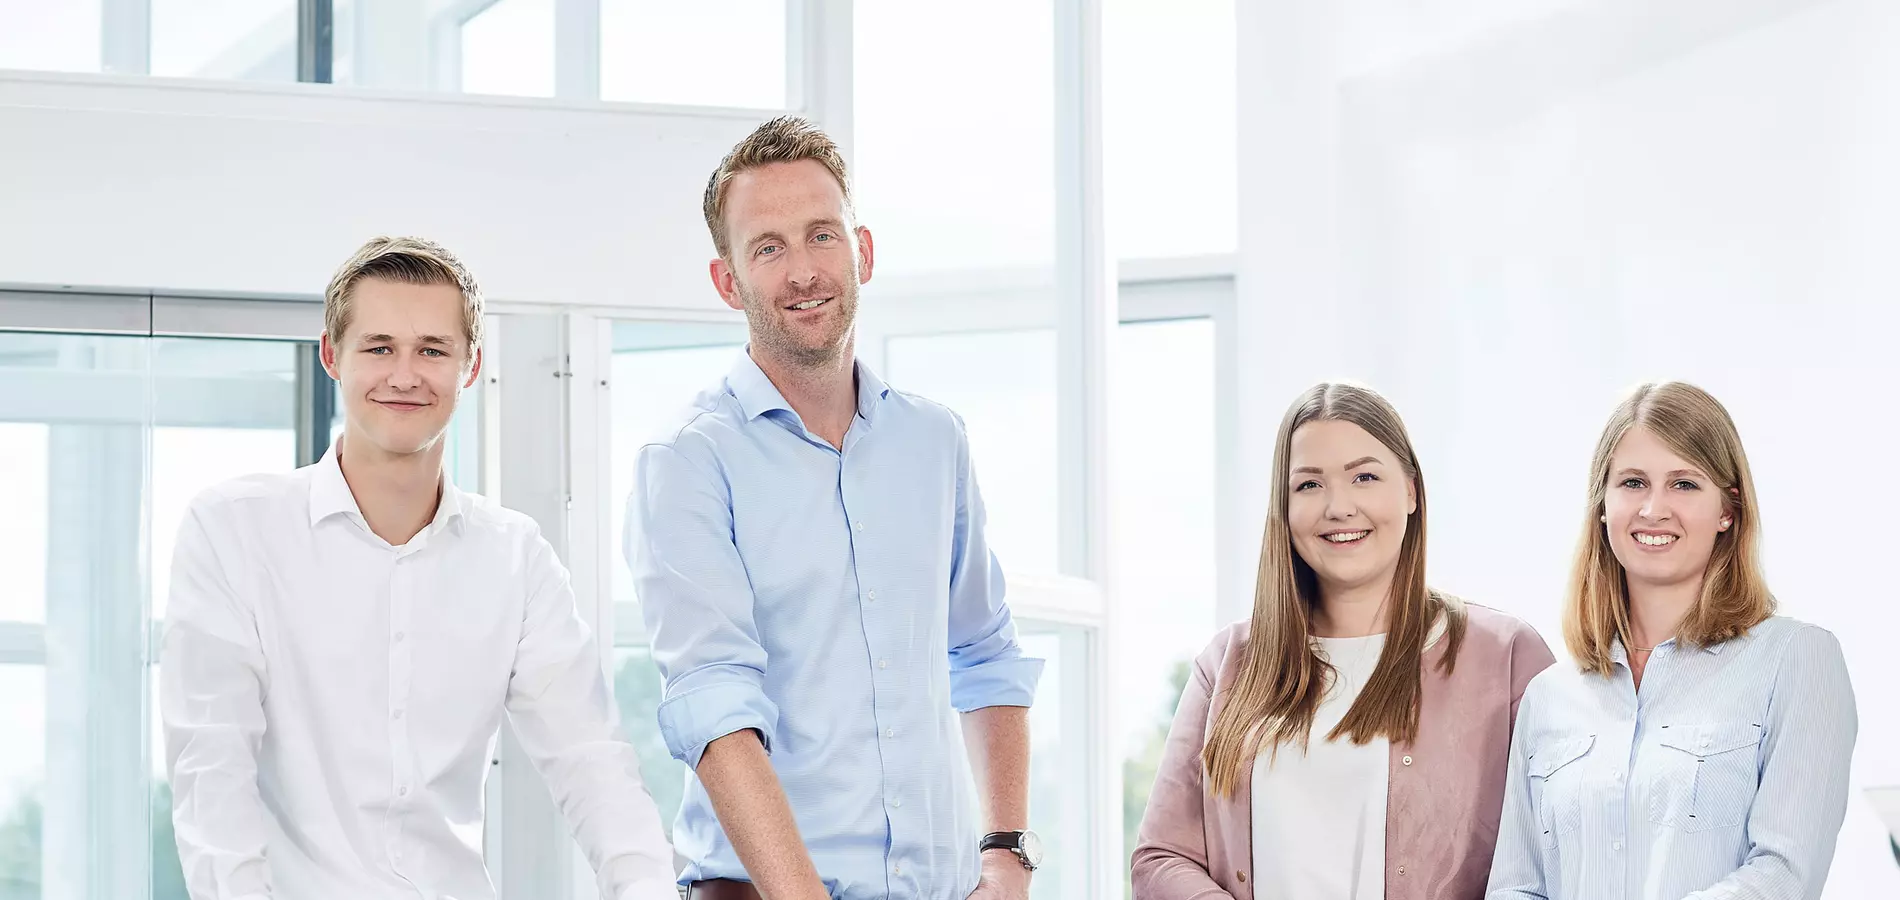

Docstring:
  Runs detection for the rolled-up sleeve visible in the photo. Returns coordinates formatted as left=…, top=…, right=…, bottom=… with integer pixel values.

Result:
left=944, top=415, right=1043, bottom=711
left=626, top=441, right=780, bottom=769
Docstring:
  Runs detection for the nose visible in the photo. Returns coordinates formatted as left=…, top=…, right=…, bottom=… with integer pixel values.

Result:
left=1322, top=487, right=1358, bottom=521
left=782, top=242, right=821, bottom=289
left=386, top=353, right=422, bottom=391
left=1638, top=485, right=1669, bottom=521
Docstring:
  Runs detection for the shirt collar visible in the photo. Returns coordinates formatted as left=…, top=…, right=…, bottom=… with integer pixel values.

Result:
left=1610, top=633, right=1727, bottom=667
left=726, top=347, right=892, bottom=424
left=308, top=441, right=464, bottom=534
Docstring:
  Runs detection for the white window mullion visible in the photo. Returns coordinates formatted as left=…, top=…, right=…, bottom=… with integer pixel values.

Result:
left=553, top=0, right=601, bottom=100
left=100, top=0, right=152, bottom=75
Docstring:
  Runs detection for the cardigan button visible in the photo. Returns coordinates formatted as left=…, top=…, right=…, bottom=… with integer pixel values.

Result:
left=1236, top=871, right=1246, bottom=882
left=1402, top=755, right=1413, bottom=766
left=1398, top=865, right=1407, bottom=875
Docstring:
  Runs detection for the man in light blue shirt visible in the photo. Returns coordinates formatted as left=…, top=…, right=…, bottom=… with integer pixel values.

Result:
left=624, top=116, right=1045, bottom=900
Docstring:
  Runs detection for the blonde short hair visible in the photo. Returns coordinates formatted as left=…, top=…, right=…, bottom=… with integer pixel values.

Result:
left=323, top=236, right=484, bottom=351
left=703, top=115, right=854, bottom=259
left=1563, top=382, right=1774, bottom=674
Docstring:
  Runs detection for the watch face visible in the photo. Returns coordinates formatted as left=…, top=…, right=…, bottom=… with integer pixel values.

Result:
left=1018, top=830, right=1044, bottom=867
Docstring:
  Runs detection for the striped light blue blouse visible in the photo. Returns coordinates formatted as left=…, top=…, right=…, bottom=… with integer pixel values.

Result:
left=1487, top=615, right=1857, bottom=900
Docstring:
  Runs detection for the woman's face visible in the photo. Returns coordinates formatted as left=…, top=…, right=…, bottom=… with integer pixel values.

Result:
left=1602, top=425, right=1731, bottom=593
left=1285, top=419, right=1417, bottom=599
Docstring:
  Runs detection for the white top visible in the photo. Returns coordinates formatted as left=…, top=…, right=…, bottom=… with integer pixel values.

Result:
left=160, top=447, right=676, bottom=900
left=1251, top=633, right=1390, bottom=900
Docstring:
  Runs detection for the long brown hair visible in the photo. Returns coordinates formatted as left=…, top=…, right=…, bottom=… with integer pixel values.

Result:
left=1563, top=382, right=1774, bottom=675
left=1203, top=383, right=1466, bottom=796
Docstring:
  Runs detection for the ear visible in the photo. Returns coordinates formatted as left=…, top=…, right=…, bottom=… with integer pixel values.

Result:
left=463, top=345, right=483, bottom=389
left=709, top=257, right=743, bottom=312
left=856, top=225, right=875, bottom=284
left=319, top=331, right=342, bottom=381
left=1406, top=477, right=1418, bottom=515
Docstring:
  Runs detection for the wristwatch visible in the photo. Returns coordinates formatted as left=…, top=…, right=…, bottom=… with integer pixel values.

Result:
left=979, top=830, right=1044, bottom=871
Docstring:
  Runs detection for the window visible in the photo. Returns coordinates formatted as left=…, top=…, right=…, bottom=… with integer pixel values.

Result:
left=0, top=0, right=102, bottom=74
left=600, top=0, right=786, bottom=108
left=854, top=2, right=1057, bottom=279
left=1110, top=318, right=1216, bottom=886
left=149, top=0, right=297, bottom=82
left=884, top=330, right=1059, bottom=575
left=605, top=319, right=748, bottom=837
left=459, top=0, right=555, bottom=97
left=1104, top=0, right=1237, bottom=258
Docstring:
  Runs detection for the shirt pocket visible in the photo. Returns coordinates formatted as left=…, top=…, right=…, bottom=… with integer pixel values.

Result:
left=1647, top=722, right=1764, bottom=833
left=1527, top=733, right=1595, bottom=851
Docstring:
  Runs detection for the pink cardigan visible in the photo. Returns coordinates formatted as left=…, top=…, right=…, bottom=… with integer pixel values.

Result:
left=1131, top=604, right=1554, bottom=900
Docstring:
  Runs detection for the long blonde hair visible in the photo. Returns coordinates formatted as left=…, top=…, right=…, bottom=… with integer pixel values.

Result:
left=1202, top=383, right=1466, bottom=796
left=1563, top=382, right=1774, bottom=675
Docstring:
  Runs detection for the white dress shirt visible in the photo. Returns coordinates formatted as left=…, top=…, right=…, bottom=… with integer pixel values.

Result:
left=161, top=446, right=676, bottom=900
left=1252, top=633, right=1389, bottom=900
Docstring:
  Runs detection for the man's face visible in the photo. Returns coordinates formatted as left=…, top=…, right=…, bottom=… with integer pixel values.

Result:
left=711, top=159, right=874, bottom=367
left=321, top=278, right=479, bottom=458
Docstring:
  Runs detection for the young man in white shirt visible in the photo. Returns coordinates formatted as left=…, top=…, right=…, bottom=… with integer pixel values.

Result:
left=161, top=236, right=676, bottom=900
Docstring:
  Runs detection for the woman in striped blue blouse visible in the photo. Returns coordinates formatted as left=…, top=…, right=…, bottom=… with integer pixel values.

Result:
left=1487, top=382, right=1858, bottom=900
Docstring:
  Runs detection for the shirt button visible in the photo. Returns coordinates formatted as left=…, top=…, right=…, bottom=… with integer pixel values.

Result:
left=394, top=632, right=406, bottom=643
left=1401, top=755, right=1413, bottom=766
left=878, top=659, right=890, bottom=670
left=890, top=797, right=903, bottom=808
left=398, top=786, right=409, bottom=797
left=1613, top=840, right=1624, bottom=851
left=867, top=590, right=877, bottom=601
left=892, top=864, right=902, bottom=875
left=392, top=710, right=404, bottom=720
left=856, top=521, right=865, bottom=532
left=885, top=728, right=896, bottom=738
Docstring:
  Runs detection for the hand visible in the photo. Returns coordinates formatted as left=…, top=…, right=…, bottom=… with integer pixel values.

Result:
left=966, top=849, right=1031, bottom=900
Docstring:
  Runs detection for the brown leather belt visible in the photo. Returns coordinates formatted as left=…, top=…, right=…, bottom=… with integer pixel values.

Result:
left=686, top=879, right=764, bottom=900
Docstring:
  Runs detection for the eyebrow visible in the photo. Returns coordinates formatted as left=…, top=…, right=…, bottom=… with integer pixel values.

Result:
left=744, top=220, right=847, bottom=253
left=1613, top=467, right=1708, bottom=480
left=358, top=333, right=455, bottom=346
left=1292, top=456, right=1383, bottom=475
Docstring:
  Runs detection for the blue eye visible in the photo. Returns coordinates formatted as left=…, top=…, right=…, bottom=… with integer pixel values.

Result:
left=1673, top=479, right=1699, bottom=491
left=1294, top=480, right=1320, bottom=491
left=1620, top=477, right=1645, bottom=489
left=366, top=346, right=390, bottom=355
left=1354, top=472, right=1379, bottom=483
left=422, top=348, right=446, bottom=358
left=759, top=245, right=780, bottom=257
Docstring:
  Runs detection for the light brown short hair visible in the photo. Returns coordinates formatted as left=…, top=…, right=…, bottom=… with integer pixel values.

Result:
left=323, top=236, right=484, bottom=352
left=703, top=115, right=854, bottom=259
left=1563, top=382, right=1774, bottom=674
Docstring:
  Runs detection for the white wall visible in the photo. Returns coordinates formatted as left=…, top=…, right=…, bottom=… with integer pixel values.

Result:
left=1239, top=0, right=1900, bottom=894
left=0, top=71, right=764, bottom=312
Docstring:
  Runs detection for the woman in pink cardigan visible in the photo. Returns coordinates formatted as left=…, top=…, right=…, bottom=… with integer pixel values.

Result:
left=1132, top=383, right=1555, bottom=900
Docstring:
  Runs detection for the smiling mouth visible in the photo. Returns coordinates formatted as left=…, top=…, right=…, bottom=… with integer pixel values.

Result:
left=376, top=400, right=428, bottom=410
left=1633, top=532, right=1678, bottom=547
left=1322, top=530, right=1370, bottom=544
left=786, top=297, right=831, bottom=311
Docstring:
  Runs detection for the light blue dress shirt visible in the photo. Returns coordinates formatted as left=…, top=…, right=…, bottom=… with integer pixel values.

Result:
left=624, top=350, right=1045, bottom=899
left=1487, top=615, right=1857, bottom=900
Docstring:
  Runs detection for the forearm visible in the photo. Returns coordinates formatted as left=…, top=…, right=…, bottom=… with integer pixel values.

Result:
left=697, top=729, right=827, bottom=900
left=960, top=705, right=1030, bottom=831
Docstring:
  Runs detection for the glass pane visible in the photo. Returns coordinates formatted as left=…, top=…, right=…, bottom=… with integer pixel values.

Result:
left=0, top=424, right=49, bottom=624
left=611, top=646, right=687, bottom=839
left=884, top=330, right=1058, bottom=575
left=1103, top=0, right=1237, bottom=258
left=150, top=666, right=186, bottom=900
left=854, top=2, right=1056, bottom=279
left=0, top=0, right=102, bottom=74
left=151, top=338, right=300, bottom=621
left=1111, top=319, right=1216, bottom=881
left=600, top=0, right=785, bottom=108
left=0, top=664, right=45, bottom=898
left=607, top=321, right=748, bottom=631
left=460, top=0, right=554, bottom=97
left=1020, top=629, right=1073, bottom=900
left=149, top=0, right=297, bottom=83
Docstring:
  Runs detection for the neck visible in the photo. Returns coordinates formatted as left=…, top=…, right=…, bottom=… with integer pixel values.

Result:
left=336, top=431, right=445, bottom=546
left=1626, top=576, right=1701, bottom=649
left=1311, top=572, right=1395, bottom=638
left=751, top=338, right=858, bottom=446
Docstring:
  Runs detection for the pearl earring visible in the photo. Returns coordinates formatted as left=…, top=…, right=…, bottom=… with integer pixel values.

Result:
left=1600, top=514, right=1608, bottom=523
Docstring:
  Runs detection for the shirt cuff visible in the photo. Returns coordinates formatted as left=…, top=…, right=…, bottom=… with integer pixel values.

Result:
left=656, top=681, right=780, bottom=769
left=950, top=655, right=1045, bottom=712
